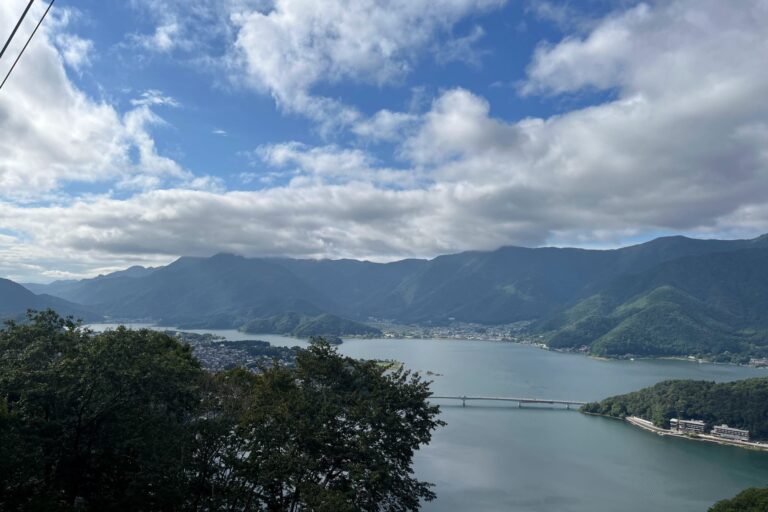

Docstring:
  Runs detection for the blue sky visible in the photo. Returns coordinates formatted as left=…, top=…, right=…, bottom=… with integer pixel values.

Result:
left=64, top=1, right=592, bottom=185
left=0, top=0, right=767, bottom=282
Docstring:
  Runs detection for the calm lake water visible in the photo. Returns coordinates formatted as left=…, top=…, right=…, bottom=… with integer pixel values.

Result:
left=88, top=324, right=768, bottom=511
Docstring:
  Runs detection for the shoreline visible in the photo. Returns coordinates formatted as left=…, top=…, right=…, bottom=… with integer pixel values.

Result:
left=91, top=322, right=768, bottom=369
left=624, top=416, right=768, bottom=452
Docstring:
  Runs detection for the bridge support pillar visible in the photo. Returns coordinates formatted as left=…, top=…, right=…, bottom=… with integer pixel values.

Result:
left=462, top=396, right=466, bottom=408
left=566, top=403, right=570, bottom=410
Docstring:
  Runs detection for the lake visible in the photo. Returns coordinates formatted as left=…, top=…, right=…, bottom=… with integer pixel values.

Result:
left=88, top=324, right=768, bottom=511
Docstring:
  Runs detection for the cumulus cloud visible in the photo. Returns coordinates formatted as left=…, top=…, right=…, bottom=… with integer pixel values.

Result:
left=126, top=0, right=507, bottom=131
left=0, top=183, right=538, bottom=281
left=522, top=1, right=768, bottom=97
left=3, top=0, right=768, bottom=281
left=132, top=21, right=185, bottom=53
left=406, top=0, right=768, bottom=236
left=55, top=34, right=94, bottom=71
left=0, top=2, right=187, bottom=199
left=230, top=0, right=506, bottom=125
left=352, top=109, right=419, bottom=142
left=257, top=142, right=418, bottom=186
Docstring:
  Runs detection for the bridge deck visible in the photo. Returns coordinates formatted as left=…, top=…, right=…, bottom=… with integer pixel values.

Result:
left=430, top=396, right=587, bottom=407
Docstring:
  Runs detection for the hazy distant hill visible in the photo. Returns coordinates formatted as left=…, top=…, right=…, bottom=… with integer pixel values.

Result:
left=0, top=278, right=98, bottom=321
left=545, top=248, right=768, bottom=360
left=22, top=265, right=157, bottom=300
left=23, top=234, right=768, bottom=357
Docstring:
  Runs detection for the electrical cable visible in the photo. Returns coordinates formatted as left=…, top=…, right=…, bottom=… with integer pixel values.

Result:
left=0, top=0, right=55, bottom=92
left=0, top=0, right=35, bottom=62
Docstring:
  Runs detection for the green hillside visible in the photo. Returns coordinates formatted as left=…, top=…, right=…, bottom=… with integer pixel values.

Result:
left=29, top=234, right=768, bottom=329
left=582, top=377, right=768, bottom=440
left=19, top=234, right=768, bottom=358
left=545, top=249, right=768, bottom=360
left=241, top=313, right=382, bottom=338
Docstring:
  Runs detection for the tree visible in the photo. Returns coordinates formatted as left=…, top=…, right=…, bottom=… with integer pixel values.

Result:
left=0, top=310, right=203, bottom=511
left=191, top=338, right=445, bottom=511
left=1, top=314, right=444, bottom=511
left=709, top=487, right=768, bottom=512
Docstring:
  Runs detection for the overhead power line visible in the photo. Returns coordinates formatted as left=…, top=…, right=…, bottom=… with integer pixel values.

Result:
left=0, top=0, right=55, bottom=92
left=0, top=0, right=35, bottom=62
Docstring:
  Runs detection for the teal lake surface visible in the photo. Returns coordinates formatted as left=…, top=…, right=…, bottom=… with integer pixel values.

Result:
left=88, top=324, right=768, bottom=511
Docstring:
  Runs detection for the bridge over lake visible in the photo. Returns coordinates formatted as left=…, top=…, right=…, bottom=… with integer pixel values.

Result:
left=430, top=395, right=587, bottom=409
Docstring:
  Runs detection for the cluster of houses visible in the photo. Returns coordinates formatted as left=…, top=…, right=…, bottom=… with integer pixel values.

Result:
left=670, top=418, right=750, bottom=442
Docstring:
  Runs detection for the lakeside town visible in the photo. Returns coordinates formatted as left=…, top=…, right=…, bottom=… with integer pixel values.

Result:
left=371, top=319, right=541, bottom=343
left=370, top=320, right=768, bottom=368
left=164, top=331, right=298, bottom=372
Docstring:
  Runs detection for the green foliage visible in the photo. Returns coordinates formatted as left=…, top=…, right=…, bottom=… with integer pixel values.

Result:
left=546, top=249, right=768, bottom=358
left=709, top=487, right=768, bottom=512
left=0, top=310, right=442, bottom=511
left=240, top=312, right=382, bottom=338
left=582, top=377, right=768, bottom=439
left=0, top=310, right=202, bottom=510
left=189, top=339, right=444, bottom=511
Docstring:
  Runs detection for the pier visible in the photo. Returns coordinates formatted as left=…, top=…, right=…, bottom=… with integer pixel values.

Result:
left=430, top=395, right=587, bottom=409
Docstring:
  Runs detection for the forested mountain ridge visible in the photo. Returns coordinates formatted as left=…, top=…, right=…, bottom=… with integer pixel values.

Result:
left=179, top=312, right=382, bottom=338
left=25, top=234, right=768, bottom=323
left=544, top=248, right=768, bottom=360
left=14, top=234, right=768, bottom=357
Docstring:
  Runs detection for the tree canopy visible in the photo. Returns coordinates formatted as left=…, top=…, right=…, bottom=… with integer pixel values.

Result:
left=0, top=311, right=443, bottom=511
left=582, top=377, right=768, bottom=439
left=709, top=487, right=768, bottom=512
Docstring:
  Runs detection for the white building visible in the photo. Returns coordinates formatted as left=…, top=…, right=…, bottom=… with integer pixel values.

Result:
left=711, top=424, right=750, bottom=442
left=670, top=418, right=706, bottom=434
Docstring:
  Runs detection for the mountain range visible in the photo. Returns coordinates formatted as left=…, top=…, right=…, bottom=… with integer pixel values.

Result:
left=0, top=278, right=97, bottom=322
left=11, top=233, right=768, bottom=358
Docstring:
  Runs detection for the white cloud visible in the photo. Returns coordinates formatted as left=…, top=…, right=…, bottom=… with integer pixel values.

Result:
left=402, top=0, right=768, bottom=236
left=352, top=109, right=419, bottom=142
left=55, top=34, right=94, bottom=71
left=434, top=25, right=487, bottom=67
left=130, top=89, right=180, bottom=107
left=125, top=0, right=507, bottom=131
left=3, top=0, right=768, bottom=282
left=403, top=88, right=523, bottom=166
left=257, top=142, right=418, bottom=187
left=522, top=1, right=768, bottom=98
left=142, top=21, right=184, bottom=52
left=0, top=2, right=187, bottom=199
left=230, top=0, right=506, bottom=124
